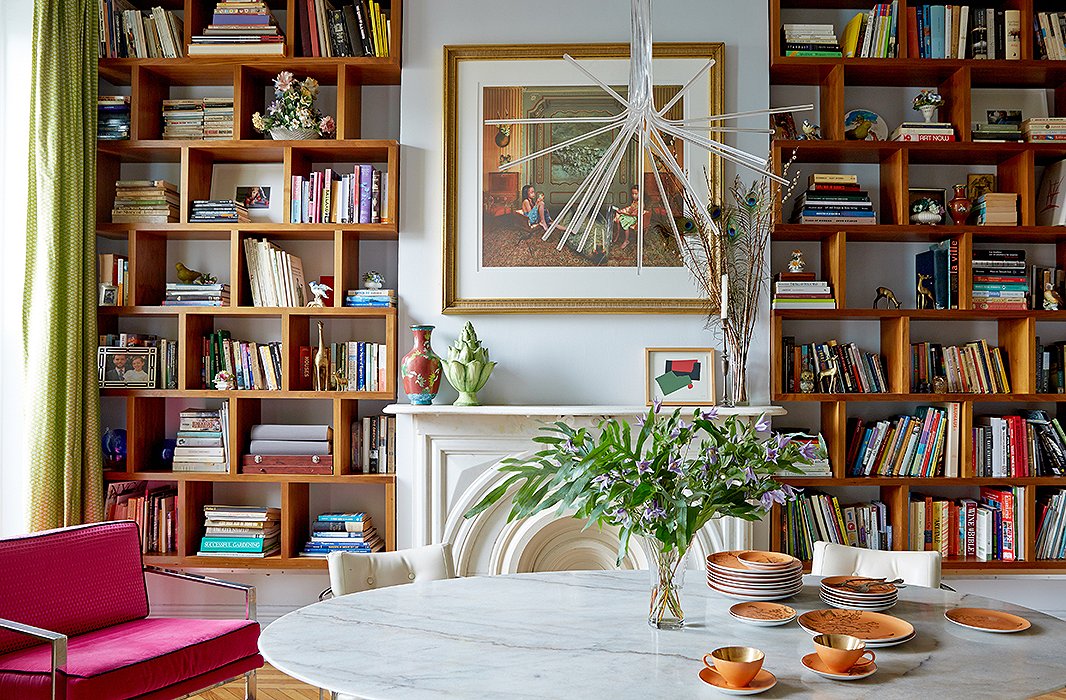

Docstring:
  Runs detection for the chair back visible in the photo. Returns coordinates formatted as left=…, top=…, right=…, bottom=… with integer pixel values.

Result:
left=328, top=543, right=456, bottom=596
left=0, top=521, right=149, bottom=654
left=811, top=541, right=942, bottom=588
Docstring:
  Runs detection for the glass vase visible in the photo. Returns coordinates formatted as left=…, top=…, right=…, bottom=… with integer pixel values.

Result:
left=646, top=539, right=691, bottom=630
left=719, top=338, right=749, bottom=408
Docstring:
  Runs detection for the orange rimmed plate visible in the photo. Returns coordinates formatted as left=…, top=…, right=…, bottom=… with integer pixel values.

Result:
left=820, top=576, right=898, bottom=596
left=709, top=551, right=802, bottom=574
left=698, top=667, right=777, bottom=695
left=798, top=609, right=914, bottom=643
left=945, top=608, right=1031, bottom=634
left=801, top=652, right=877, bottom=681
left=737, top=550, right=797, bottom=570
left=729, top=601, right=797, bottom=626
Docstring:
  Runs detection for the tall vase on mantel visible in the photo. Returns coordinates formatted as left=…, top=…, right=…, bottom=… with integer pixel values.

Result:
left=400, top=325, right=442, bottom=405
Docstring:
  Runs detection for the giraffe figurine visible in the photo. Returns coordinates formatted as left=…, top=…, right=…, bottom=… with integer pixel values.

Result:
left=313, top=321, right=329, bottom=391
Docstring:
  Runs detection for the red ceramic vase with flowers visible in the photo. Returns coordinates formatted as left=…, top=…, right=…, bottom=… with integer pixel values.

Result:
left=400, top=325, right=442, bottom=405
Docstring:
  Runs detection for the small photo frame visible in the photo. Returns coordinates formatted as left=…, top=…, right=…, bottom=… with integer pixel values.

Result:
left=771, top=112, right=797, bottom=140
left=645, top=347, right=715, bottom=406
left=908, top=187, right=947, bottom=225
left=98, top=346, right=157, bottom=388
left=235, top=186, right=270, bottom=209
left=967, top=173, right=997, bottom=201
left=99, top=283, right=118, bottom=306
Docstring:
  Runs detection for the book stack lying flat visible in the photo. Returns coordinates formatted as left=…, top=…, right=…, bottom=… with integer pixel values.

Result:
left=1036, top=339, right=1066, bottom=393
left=344, top=289, right=396, bottom=307
left=162, top=99, right=204, bottom=140
left=190, top=199, right=250, bottom=223
left=202, top=330, right=283, bottom=391
left=351, top=415, right=395, bottom=474
left=164, top=283, right=231, bottom=307
left=241, top=424, right=333, bottom=475
left=772, top=271, right=835, bottom=310
left=243, top=239, right=307, bottom=307
left=189, top=1, right=285, bottom=56
left=295, top=341, right=387, bottom=392
left=105, top=481, right=178, bottom=554
left=911, top=339, right=1011, bottom=393
left=301, top=513, right=384, bottom=557
left=98, top=96, right=130, bottom=140
left=973, top=193, right=1018, bottom=226
left=198, top=505, right=281, bottom=558
left=781, top=23, right=841, bottom=57
left=911, top=489, right=1024, bottom=561
left=1023, top=117, right=1066, bottom=142
left=291, top=166, right=386, bottom=224
left=780, top=337, right=887, bottom=394
left=203, top=97, right=234, bottom=140
left=973, top=410, right=1066, bottom=478
left=173, top=405, right=229, bottom=473
left=1036, top=489, right=1066, bottom=560
left=972, top=248, right=1026, bottom=309
left=790, top=174, right=875, bottom=225
left=846, top=403, right=961, bottom=478
left=783, top=493, right=892, bottom=561
left=891, top=121, right=954, bottom=142
left=112, top=180, right=179, bottom=224
left=972, top=122, right=1023, bottom=143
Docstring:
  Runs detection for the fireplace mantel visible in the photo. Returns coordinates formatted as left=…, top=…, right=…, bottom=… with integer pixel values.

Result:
left=386, top=404, right=786, bottom=417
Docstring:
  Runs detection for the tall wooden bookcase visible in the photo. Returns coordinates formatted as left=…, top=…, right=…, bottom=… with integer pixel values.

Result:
left=769, top=0, right=1066, bottom=573
left=97, top=0, right=402, bottom=569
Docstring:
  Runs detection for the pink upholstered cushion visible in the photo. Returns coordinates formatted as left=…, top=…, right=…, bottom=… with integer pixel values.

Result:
left=0, top=617, right=262, bottom=700
left=0, top=522, right=149, bottom=655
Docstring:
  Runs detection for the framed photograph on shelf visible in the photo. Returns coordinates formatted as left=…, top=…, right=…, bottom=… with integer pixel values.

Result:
left=443, top=43, right=724, bottom=314
left=211, top=163, right=284, bottom=223
left=98, top=347, right=158, bottom=389
left=645, top=347, right=715, bottom=406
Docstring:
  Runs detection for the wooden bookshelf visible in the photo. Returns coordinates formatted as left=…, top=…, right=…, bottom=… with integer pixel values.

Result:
left=97, top=0, right=402, bottom=569
left=769, top=0, right=1066, bottom=572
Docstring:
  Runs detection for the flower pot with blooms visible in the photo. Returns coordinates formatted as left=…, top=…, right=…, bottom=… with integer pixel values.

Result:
left=912, top=89, right=945, bottom=123
left=252, top=71, right=336, bottom=140
left=465, top=404, right=811, bottom=629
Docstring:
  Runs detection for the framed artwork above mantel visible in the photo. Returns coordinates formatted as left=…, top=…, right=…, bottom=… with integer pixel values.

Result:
left=442, top=42, right=725, bottom=314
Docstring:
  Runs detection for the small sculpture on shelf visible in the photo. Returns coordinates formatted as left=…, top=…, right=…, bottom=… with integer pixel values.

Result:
left=910, top=197, right=945, bottom=225
left=800, top=120, right=822, bottom=140
left=799, top=367, right=815, bottom=394
left=362, top=270, right=385, bottom=289
left=1044, top=281, right=1064, bottom=311
left=916, top=273, right=936, bottom=310
left=872, top=286, right=902, bottom=309
left=175, top=262, right=216, bottom=285
left=932, top=376, right=948, bottom=394
left=818, top=363, right=841, bottom=393
left=442, top=321, right=497, bottom=406
left=313, top=321, right=328, bottom=392
left=912, top=89, right=944, bottom=123
left=947, top=184, right=972, bottom=225
left=788, top=249, right=807, bottom=274
left=102, top=428, right=127, bottom=469
left=307, top=280, right=332, bottom=308
left=213, top=370, right=235, bottom=391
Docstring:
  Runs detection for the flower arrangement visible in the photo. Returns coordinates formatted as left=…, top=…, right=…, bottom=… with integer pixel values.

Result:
left=465, top=404, right=810, bottom=628
left=252, top=71, right=336, bottom=139
left=912, top=89, right=944, bottom=110
left=213, top=370, right=235, bottom=391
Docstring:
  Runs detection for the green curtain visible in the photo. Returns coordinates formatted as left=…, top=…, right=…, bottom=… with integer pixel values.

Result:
left=24, top=0, right=102, bottom=529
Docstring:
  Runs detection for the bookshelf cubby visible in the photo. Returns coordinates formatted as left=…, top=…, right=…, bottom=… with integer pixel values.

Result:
left=770, top=0, right=1066, bottom=573
left=97, top=0, right=401, bottom=569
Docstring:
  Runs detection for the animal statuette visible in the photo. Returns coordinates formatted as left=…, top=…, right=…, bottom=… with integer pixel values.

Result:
left=1044, top=282, right=1063, bottom=311
left=916, top=273, right=936, bottom=310
left=313, top=321, right=328, bottom=391
left=872, top=286, right=902, bottom=309
left=818, top=363, right=841, bottom=393
left=307, top=281, right=332, bottom=308
left=788, top=249, right=807, bottom=274
left=801, top=120, right=822, bottom=140
left=175, top=262, right=216, bottom=285
left=799, top=367, right=815, bottom=394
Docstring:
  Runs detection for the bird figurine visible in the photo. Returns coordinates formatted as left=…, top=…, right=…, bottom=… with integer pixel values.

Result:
left=307, top=281, right=332, bottom=308
left=1044, top=282, right=1063, bottom=311
left=801, top=120, right=822, bottom=140
left=174, top=262, right=216, bottom=285
left=845, top=118, right=875, bottom=141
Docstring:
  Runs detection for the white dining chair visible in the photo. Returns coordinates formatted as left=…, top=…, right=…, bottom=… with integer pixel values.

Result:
left=810, top=541, right=942, bottom=588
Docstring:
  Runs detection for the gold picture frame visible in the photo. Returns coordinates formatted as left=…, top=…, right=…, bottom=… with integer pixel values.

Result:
left=645, top=347, right=716, bottom=406
left=443, top=43, right=725, bottom=314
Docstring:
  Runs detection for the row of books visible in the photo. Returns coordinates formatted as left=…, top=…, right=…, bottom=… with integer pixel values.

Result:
left=98, top=253, right=129, bottom=306
left=1035, top=13, right=1066, bottom=61
left=189, top=1, right=285, bottom=56
left=344, top=288, right=397, bottom=308
left=191, top=200, right=250, bottom=223
left=290, top=167, right=385, bottom=225
left=972, top=410, right=1066, bottom=478
left=914, top=240, right=959, bottom=309
left=164, top=283, right=231, bottom=307
left=780, top=338, right=888, bottom=394
left=1036, top=489, right=1066, bottom=559
left=202, top=330, right=284, bottom=391
left=301, top=512, right=384, bottom=557
left=910, top=340, right=1011, bottom=394
left=892, top=121, right=954, bottom=142
left=98, top=96, right=130, bottom=140
left=846, top=403, right=961, bottom=478
left=112, top=179, right=179, bottom=224
left=174, top=406, right=230, bottom=473
left=198, top=505, right=281, bottom=558
left=972, top=248, right=1025, bottom=310
left=163, top=98, right=234, bottom=141
left=781, top=493, right=892, bottom=561
left=1036, top=339, right=1066, bottom=394
left=910, top=489, right=1025, bottom=561
left=243, top=238, right=308, bottom=307
left=351, top=415, right=396, bottom=474
left=781, top=23, right=841, bottom=57
left=299, top=0, right=391, bottom=59
left=98, top=2, right=184, bottom=58
left=838, top=4, right=900, bottom=58
left=105, top=482, right=178, bottom=554
left=296, top=341, right=389, bottom=392
left=909, top=7, right=1020, bottom=60
left=790, top=174, right=875, bottom=226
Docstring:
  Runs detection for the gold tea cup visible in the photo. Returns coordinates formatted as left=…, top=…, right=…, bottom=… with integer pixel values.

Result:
left=812, top=634, right=876, bottom=674
left=703, top=646, right=765, bottom=688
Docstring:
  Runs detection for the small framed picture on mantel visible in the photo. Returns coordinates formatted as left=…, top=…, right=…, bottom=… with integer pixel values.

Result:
left=645, top=347, right=715, bottom=406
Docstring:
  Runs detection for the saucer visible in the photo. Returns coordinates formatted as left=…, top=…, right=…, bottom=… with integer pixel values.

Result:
left=698, top=667, right=777, bottom=695
left=801, top=652, right=877, bottom=680
left=729, top=601, right=797, bottom=626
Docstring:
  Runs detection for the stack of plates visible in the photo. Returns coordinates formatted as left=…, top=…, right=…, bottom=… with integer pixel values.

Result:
left=819, top=576, right=898, bottom=611
left=798, top=609, right=916, bottom=648
left=706, top=550, right=804, bottom=601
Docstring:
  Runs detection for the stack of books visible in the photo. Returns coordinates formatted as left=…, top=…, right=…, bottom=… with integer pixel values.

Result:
left=972, top=248, right=1026, bottom=309
left=202, top=330, right=283, bottom=391
left=203, top=97, right=234, bottom=140
left=911, top=339, right=1011, bottom=393
left=112, top=180, right=179, bottom=224
left=972, top=121, right=1023, bottom=143
left=301, top=513, right=384, bottom=557
left=846, top=404, right=961, bottom=478
left=291, top=166, right=386, bottom=224
left=243, top=238, right=307, bottom=307
left=344, top=289, right=396, bottom=308
left=299, top=0, right=391, bottom=58
left=1035, top=13, right=1066, bottom=61
left=780, top=337, right=888, bottom=394
left=973, top=410, right=1066, bottom=478
left=837, top=4, right=899, bottom=58
left=772, top=271, right=834, bottom=310
left=190, top=200, right=250, bottom=223
left=242, top=424, right=333, bottom=476
left=98, top=253, right=128, bottom=306
left=781, top=23, right=841, bottom=57
left=908, top=7, right=1022, bottom=59
left=910, top=489, right=1024, bottom=561
left=98, top=96, right=130, bottom=140
left=1023, top=117, right=1066, bottom=142
left=914, top=240, right=959, bottom=310
left=104, top=482, right=178, bottom=554
left=295, top=341, right=388, bottom=392
left=891, top=121, right=954, bottom=142
left=173, top=405, right=229, bottom=473
left=163, top=283, right=231, bottom=307
left=790, top=174, right=875, bottom=225
left=973, top=193, right=1018, bottom=225
left=1036, top=338, right=1066, bottom=393
left=198, top=505, right=281, bottom=558
left=189, top=1, right=285, bottom=56
left=782, top=493, right=892, bottom=561
left=1037, top=489, right=1066, bottom=559
left=351, top=415, right=396, bottom=473
left=162, top=99, right=204, bottom=140
left=98, top=3, right=185, bottom=58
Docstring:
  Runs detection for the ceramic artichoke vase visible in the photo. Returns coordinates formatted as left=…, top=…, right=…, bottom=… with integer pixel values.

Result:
left=400, top=325, right=442, bottom=405
left=442, top=322, right=496, bottom=406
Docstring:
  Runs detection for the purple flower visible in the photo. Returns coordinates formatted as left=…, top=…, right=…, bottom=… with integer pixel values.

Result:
left=563, top=439, right=580, bottom=454
left=705, top=446, right=719, bottom=465
left=755, top=414, right=770, bottom=433
left=636, top=415, right=646, bottom=427
left=759, top=491, right=775, bottom=510
left=653, top=399, right=663, bottom=414
left=679, top=419, right=688, bottom=431
left=614, top=508, right=630, bottom=523
left=743, top=464, right=757, bottom=483
left=637, top=459, right=653, bottom=475
left=799, top=441, right=817, bottom=461
left=701, top=406, right=720, bottom=420
left=781, top=484, right=798, bottom=498
left=776, top=433, right=791, bottom=450
left=765, top=445, right=779, bottom=461
left=644, top=500, right=666, bottom=521
left=592, top=473, right=614, bottom=490
left=667, top=458, right=683, bottom=475
left=669, top=427, right=681, bottom=439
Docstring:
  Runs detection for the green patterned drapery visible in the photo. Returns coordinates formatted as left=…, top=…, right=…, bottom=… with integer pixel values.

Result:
left=24, top=0, right=102, bottom=529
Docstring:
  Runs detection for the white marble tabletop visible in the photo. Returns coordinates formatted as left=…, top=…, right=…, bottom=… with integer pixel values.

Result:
left=259, top=572, right=1066, bottom=699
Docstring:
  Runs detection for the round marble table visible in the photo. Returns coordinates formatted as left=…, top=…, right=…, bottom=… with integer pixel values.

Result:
left=259, top=571, right=1066, bottom=699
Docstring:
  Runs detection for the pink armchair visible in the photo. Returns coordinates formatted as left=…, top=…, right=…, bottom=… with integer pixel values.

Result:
left=0, top=521, right=263, bottom=699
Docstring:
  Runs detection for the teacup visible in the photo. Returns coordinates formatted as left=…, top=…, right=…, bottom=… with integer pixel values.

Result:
left=812, top=634, right=876, bottom=674
left=703, top=646, right=765, bottom=688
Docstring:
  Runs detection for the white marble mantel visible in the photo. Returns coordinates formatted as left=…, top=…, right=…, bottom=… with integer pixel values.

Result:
left=385, top=403, right=786, bottom=576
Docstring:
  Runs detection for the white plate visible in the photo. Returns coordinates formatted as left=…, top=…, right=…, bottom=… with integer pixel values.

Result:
left=819, top=596, right=897, bottom=612
left=865, top=631, right=916, bottom=648
left=709, top=578, right=804, bottom=594
left=711, top=577, right=804, bottom=590
left=710, top=584, right=803, bottom=601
